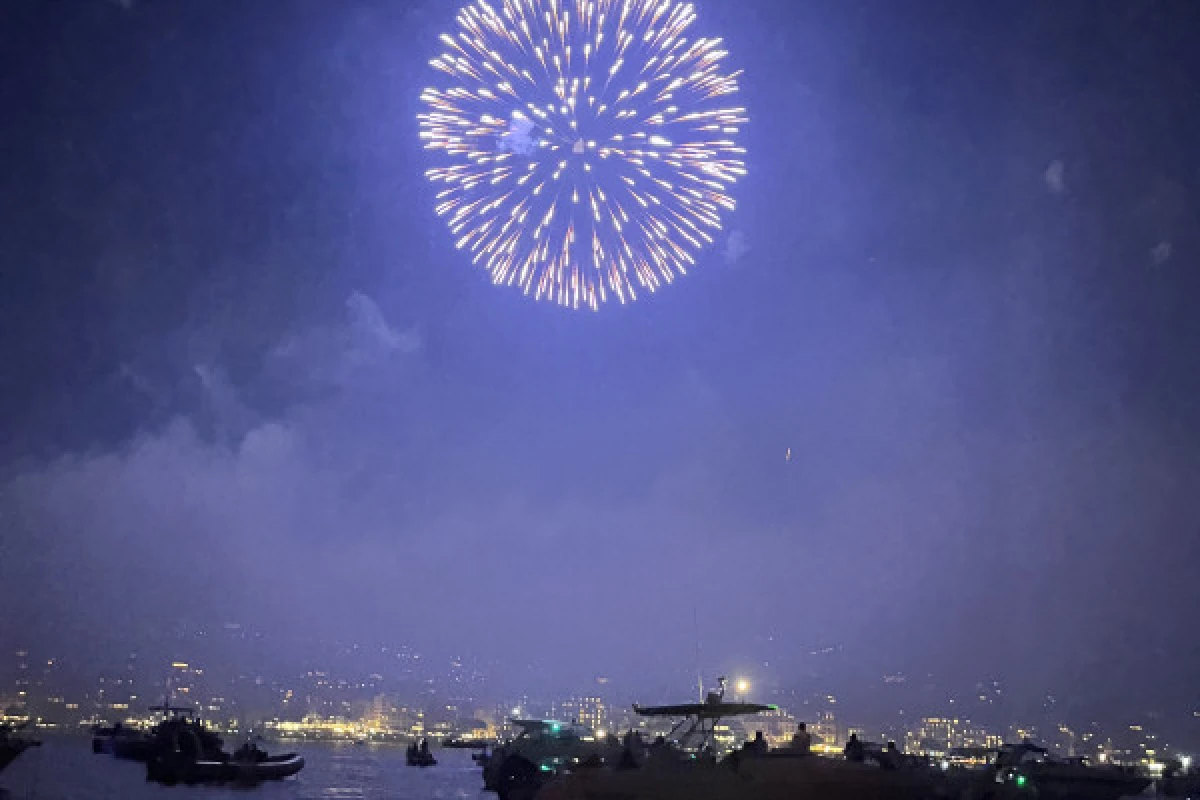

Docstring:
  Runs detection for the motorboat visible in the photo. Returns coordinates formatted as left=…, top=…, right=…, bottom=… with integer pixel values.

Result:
left=986, top=741, right=1151, bottom=800
left=407, top=741, right=438, bottom=767
left=482, top=718, right=624, bottom=799
left=535, top=678, right=954, bottom=800
left=147, top=751, right=304, bottom=785
left=0, top=724, right=40, bottom=774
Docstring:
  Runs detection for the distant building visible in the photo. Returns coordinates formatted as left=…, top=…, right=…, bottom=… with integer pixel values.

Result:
left=811, top=709, right=840, bottom=751
left=555, top=696, right=606, bottom=732
left=755, top=707, right=798, bottom=748
left=13, top=650, right=29, bottom=712
left=905, top=717, right=999, bottom=757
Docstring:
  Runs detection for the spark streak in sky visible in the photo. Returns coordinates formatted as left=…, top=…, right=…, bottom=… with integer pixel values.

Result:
left=418, top=0, right=747, bottom=310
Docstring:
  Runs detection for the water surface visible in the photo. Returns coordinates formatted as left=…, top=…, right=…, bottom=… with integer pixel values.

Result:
left=0, top=736, right=487, bottom=800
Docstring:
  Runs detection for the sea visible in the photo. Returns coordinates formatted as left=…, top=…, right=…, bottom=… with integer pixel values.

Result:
left=0, top=736, right=488, bottom=800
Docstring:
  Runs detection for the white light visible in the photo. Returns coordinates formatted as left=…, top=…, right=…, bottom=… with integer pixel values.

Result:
left=1182, top=755, right=1193, bottom=770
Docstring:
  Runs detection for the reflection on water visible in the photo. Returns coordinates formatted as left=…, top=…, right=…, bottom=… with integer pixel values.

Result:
left=0, top=736, right=487, bottom=800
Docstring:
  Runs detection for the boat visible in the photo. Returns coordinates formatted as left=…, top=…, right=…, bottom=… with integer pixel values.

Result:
left=111, top=732, right=156, bottom=762
left=0, top=724, right=40, bottom=774
left=407, top=740, right=438, bottom=767
left=91, top=724, right=117, bottom=754
left=1161, top=757, right=1200, bottom=796
left=104, top=706, right=200, bottom=762
left=92, top=721, right=159, bottom=761
left=538, top=730, right=1149, bottom=800
left=534, top=678, right=955, bottom=800
left=481, top=676, right=777, bottom=800
left=481, top=718, right=624, bottom=799
left=985, top=741, right=1152, bottom=800
left=147, top=752, right=305, bottom=785
left=444, top=736, right=493, bottom=748
left=147, top=735, right=304, bottom=785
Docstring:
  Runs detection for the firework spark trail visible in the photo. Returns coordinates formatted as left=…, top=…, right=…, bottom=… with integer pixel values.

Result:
left=419, top=0, right=746, bottom=310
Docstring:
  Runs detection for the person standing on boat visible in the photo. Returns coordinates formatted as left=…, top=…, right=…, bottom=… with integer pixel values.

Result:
left=844, top=733, right=865, bottom=763
left=791, top=723, right=812, bottom=754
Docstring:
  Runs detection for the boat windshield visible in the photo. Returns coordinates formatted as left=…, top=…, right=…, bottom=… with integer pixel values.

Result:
left=516, top=721, right=593, bottom=741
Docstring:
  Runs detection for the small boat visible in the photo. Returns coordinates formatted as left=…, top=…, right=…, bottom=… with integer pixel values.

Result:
left=107, top=705, right=200, bottom=762
left=147, top=752, right=305, bottom=785
left=0, top=724, right=40, bottom=774
left=192, top=753, right=306, bottom=783
left=407, top=741, right=438, bottom=767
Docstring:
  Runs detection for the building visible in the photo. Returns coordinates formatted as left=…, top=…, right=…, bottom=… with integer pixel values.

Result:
left=754, top=706, right=798, bottom=748
left=811, top=709, right=840, bottom=752
left=905, top=717, right=1000, bottom=757
left=555, top=696, right=606, bottom=732
left=12, top=650, right=30, bottom=712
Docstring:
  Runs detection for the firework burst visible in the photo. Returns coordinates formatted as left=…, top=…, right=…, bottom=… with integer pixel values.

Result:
left=418, top=0, right=747, bottom=310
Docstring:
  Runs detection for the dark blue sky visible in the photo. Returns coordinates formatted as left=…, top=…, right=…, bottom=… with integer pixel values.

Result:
left=1, top=0, right=1198, bottom=719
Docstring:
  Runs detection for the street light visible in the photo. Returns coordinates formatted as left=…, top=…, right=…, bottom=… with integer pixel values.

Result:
left=735, top=679, right=750, bottom=698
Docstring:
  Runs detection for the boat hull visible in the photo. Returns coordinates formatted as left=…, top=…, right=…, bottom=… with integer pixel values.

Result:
left=0, top=739, right=39, bottom=774
left=407, top=753, right=438, bottom=767
left=148, top=754, right=305, bottom=785
left=537, top=757, right=951, bottom=800
left=111, top=736, right=156, bottom=762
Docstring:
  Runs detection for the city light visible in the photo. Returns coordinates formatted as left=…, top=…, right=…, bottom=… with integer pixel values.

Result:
left=4, top=641, right=1189, bottom=767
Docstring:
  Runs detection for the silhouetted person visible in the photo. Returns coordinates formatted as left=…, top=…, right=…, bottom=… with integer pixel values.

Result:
left=420, top=738, right=430, bottom=755
left=844, top=733, right=865, bottom=763
left=880, top=740, right=899, bottom=770
left=791, top=723, right=812, bottom=755
left=749, top=731, right=768, bottom=755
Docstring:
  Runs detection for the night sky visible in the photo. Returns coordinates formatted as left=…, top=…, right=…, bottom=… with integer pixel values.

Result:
left=1, top=0, right=1198, bottom=720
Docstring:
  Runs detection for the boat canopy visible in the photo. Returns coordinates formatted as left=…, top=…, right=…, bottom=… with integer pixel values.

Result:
left=633, top=701, right=776, bottom=719
left=510, top=719, right=593, bottom=738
